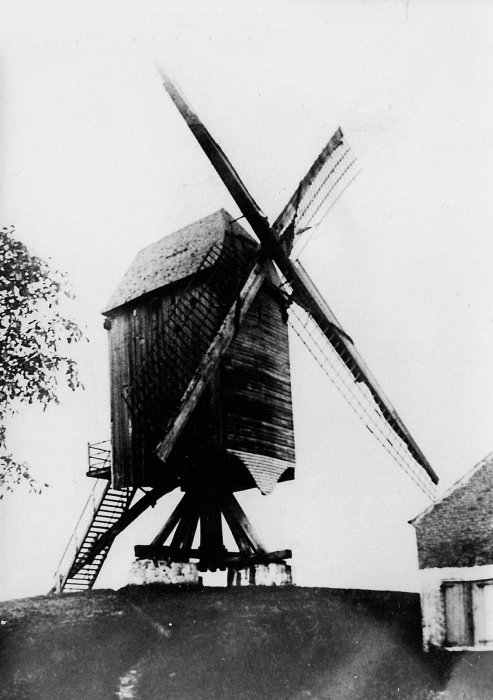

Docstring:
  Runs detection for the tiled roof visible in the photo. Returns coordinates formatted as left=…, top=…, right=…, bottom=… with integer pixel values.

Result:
left=410, top=452, right=493, bottom=568
left=103, top=209, right=254, bottom=314
left=410, top=451, right=493, bottom=527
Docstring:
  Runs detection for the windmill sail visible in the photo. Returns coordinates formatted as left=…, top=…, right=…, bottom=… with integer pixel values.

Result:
left=155, top=65, right=267, bottom=229
left=157, top=66, right=437, bottom=498
left=272, top=128, right=360, bottom=257
left=288, top=261, right=438, bottom=498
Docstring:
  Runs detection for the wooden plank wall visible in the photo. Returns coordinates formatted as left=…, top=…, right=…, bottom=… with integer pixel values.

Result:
left=108, top=278, right=223, bottom=487
left=221, top=286, right=295, bottom=469
left=108, top=313, right=132, bottom=488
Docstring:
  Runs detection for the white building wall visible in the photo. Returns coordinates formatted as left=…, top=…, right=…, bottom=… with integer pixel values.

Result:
left=419, top=564, right=493, bottom=651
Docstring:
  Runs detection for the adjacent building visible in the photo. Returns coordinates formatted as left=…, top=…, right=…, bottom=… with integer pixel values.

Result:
left=411, top=452, right=493, bottom=651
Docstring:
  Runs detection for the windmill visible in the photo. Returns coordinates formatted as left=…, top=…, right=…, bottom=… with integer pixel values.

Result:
left=52, top=69, right=438, bottom=593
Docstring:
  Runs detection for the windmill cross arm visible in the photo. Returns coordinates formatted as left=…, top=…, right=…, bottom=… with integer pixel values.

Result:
left=156, top=68, right=436, bottom=490
left=157, top=69, right=355, bottom=349
left=156, top=69, right=338, bottom=306
left=155, top=260, right=268, bottom=464
left=158, top=79, right=352, bottom=347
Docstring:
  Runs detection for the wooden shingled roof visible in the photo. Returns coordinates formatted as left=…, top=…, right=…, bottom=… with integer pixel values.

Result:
left=103, top=209, right=255, bottom=314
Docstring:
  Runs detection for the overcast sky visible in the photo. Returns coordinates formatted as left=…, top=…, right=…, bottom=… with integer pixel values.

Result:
left=1, top=1, right=492, bottom=600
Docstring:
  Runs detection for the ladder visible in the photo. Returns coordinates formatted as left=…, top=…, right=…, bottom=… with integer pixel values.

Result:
left=52, top=480, right=134, bottom=593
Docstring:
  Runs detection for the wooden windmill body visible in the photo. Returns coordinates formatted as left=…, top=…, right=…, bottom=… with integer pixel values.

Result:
left=102, top=209, right=295, bottom=576
left=53, top=69, right=439, bottom=593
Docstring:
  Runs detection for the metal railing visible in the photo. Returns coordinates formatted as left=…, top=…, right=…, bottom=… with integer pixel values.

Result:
left=87, top=440, right=111, bottom=478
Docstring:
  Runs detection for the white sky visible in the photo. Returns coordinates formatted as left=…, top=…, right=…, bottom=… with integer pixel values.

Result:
left=1, top=1, right=492, bottom=600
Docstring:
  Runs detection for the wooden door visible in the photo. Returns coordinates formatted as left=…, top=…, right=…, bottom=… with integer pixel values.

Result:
left=472, top=580, right=493, bottom=648
left=443, top=582, right=473, bottom=647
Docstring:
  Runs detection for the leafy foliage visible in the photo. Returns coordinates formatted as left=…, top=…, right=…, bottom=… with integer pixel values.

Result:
left=0, top=226, right=83, bottom=496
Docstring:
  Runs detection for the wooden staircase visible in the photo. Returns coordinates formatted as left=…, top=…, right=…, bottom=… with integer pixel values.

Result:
left=52, top=444, right=136, bottom=593
left=62, top=486, right=134, bottom=592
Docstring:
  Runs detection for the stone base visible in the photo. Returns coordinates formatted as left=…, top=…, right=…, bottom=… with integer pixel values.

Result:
left=227, top=562, right=292, bottom=587
left=129, top=559, right=202, bottom=586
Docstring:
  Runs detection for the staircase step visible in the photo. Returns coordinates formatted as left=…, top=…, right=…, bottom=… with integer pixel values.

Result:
left=89, top=525, right=113, bottom=533
left=58, top=485, right=134, bottom=592
left=93, top=517, right=119, bottom=525
left=69, top=571, right=100, bottom=580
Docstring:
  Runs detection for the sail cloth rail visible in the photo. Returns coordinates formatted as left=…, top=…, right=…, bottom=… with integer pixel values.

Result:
left=292, top=143, right=357, bottom=231
left=273, top=128, right=359, bottom=256
left=288, top=303, right=436, bottom=501
left=290, top=165, right=362, bottom=262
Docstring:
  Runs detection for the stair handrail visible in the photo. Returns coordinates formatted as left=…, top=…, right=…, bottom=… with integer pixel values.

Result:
left=87, top=439, right=112, bottom=476
left=51, top=478, right=109, bottom=593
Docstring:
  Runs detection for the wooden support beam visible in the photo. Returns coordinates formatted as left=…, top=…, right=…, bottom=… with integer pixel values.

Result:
left=220, top=491, right=266, bottom=554
left=151, top=492, right=190, bottom=547
left=135, top=486, right=291, bottom=572
left=155, top=261, right=267, bottom=464
left=169, top=494, right=200, bottom=553
left=222, top=511, right=253, bottom=555
left=199, top=495, right=226, bottom=570
left=133, top=545, right=291, bottom=566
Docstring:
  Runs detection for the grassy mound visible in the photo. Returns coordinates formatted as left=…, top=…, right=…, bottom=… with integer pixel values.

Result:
left=1, top=586, right=491, bottom=699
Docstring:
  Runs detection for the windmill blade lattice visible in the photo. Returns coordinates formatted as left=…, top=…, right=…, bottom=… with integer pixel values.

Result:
left=272, top=128, right=360, bottom=258
left=285, top=265, right=437, bottom=501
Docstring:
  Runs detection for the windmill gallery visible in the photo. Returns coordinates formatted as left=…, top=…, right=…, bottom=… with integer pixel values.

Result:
left=53, top=70, right=439, bottom=593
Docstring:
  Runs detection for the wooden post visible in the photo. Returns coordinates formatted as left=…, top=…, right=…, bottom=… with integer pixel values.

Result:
left=199, top=495, right=225, bottom=571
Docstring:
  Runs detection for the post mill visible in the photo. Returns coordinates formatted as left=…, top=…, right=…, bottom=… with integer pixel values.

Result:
left=53, top=69, right=438, bottom=592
